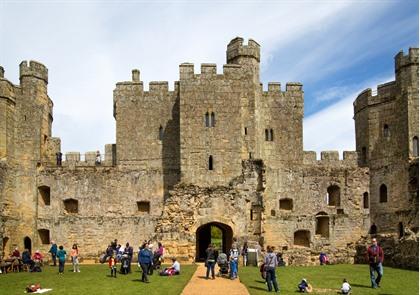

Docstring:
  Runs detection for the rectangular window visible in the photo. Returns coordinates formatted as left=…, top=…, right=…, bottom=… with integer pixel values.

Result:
left=137, top=201, right=150, bottom=213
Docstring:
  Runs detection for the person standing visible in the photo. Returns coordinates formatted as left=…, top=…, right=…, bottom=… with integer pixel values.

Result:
left=205, top=244, right=216, bottom=280
left=264, top=246, right=279, bottom=293
left=109, top=253, right=117, bottom=278
left=125, top=242, right=133, bottom=273
left=366, top=238, right=384, bottom=288
left=229, top=245, right=239, bottom=279
left=70, top=244, right=80, bottom=273
left=241, top=242, right=248, bottom=266
left=57, top=245, right=67, bottom=274
left=138, top=243, right=152, bottom=283
left=49, top=241, right=58, bottom=266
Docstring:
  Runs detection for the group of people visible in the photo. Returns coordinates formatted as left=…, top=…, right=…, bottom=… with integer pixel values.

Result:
left=48, top=241, right=80, bottom=274
left=103, top=239, right=180, bottom=282
left=0, top=248, right=43, bottom=273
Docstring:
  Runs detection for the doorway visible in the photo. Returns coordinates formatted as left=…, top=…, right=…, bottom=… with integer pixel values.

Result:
left=24, top=236, right=32, bottom=254
left=195, top=222, right=233, bottom=262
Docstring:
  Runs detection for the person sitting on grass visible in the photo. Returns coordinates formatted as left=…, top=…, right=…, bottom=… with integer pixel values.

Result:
left=109, top=253, right=117, bottom=278
left=32, top=250, right=43, bottom=272
left=160, top=258, right=180, bottom=276
left=341, top=278, right=351, bottom=294
left=298, top=278, right=313, bottom=293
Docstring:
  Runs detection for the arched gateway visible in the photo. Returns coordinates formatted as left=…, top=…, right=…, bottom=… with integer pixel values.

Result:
left=195, top=222, right=233, bottom=261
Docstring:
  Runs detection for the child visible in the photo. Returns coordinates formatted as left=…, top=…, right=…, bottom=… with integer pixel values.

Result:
left=57, top=245, right=67, bottom=274
left=109, top=254, right=117, bottom=278
left=70, top=244, right=80, bottom=273
left=341, top=278, right=351, bottom=294
left=298, top=278, right=313, bottom=293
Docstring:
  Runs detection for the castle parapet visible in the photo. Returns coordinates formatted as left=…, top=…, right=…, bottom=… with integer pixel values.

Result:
left=179, top=63, right=194, bottom=80
left=354, top=81, right=397, bottom=114
left=226, top=37, right=260, bottom=63
left=321, top=151, right=339, bottom=161
left=303, top=151, right=358, bottom=166
left=19, top=60, right=48, bottom=83
left=132, top=69, right=140, bottom=82
left=200, top=63, right=217, bottom=77
left=222, top=64, right=242, bottom=78
left=0, top=66, right=4, bottom=78
left=395, top=48, right=419, bottom=73
left=65, top=152, right=80, bottom=163
left=149, top=81, right=169, bottom=93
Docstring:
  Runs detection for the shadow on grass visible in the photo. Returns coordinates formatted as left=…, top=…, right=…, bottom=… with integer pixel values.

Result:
left=351, top=283, right=372, bottom=289
left=249, top=285, right=268, bottom=291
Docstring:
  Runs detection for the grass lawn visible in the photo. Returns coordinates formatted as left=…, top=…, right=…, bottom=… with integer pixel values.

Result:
left=0, top=263, right=196, bottom=295
left=240, top=264, right=419, bottom=295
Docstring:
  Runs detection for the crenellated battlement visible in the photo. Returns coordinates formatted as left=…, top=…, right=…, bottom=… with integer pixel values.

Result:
left=303, top=151, right=358, bottom=165
left=354, top=81, right=397, bottom=114
left=19, top=60, right=48, bottom=83
left=226, top=37, right=260, bottom=64
left=178, top=62, right=245, bottom=80
left=262, top=82, right=303, bottom=94
left=0, top=66, right=4, bottom=78
left=395, top=48, right=419, bottom=73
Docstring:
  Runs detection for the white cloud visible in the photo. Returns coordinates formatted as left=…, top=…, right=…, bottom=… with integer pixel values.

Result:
left=303, top=75, right=395, bottom=156
left=0, top=1, right=408, bottom=154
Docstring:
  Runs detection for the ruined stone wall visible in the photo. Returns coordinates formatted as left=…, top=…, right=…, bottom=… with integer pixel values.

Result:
left=263, top=151, right=370, bottom=260
left=35, top=166, right=164, bottom=256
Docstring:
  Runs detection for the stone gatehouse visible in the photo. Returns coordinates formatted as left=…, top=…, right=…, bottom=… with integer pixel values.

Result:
left=0, top=37, right=418, bottom=268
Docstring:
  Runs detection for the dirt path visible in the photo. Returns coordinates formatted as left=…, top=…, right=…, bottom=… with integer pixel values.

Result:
left=181, top=263, right=250, bottom=295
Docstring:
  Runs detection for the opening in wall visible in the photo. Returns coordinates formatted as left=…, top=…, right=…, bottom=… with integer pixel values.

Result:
left=159, top=125, right=164, bottom=141
left=209, top=155, right=213, bottom=170
left=294, top=230, right=310, bottom=247
left=38, top=229, right=50, bottom=245
left=205, top=112, right=210, bottom=127
left=211, top=112, right=215, bottom=127
left=379, top=184, right=388, bottom=203
left=315, top=212, right=329, bottom=238
left=38, top=186, right=51, bottom=206
left=413, top=136, right=419, bottom=157
left=137, top=201, right=150, bottom=213
left=398, top=222, right=404, bottom=238
left=64, top=198, right=78, bottom=213
left=363, top=192, right=369, bottom=208
left=327, top=185, right=341, bottom=206
left=279, top=198, right=293, bottom=210
left=383, top=124, right=390, bottom=138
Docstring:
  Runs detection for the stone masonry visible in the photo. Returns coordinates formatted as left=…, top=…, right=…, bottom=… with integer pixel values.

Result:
left=0, top=38, right=418, bottom=268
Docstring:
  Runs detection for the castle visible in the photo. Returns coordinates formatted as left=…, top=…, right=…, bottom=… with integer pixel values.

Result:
left=0, top=37, right=418, bottom=268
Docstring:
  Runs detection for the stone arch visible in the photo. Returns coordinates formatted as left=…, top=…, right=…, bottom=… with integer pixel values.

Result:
left=24, top=236, right=32, bottom=254
left=195, top=222, right=233, bottom=262
left=64, top=198, right=79, bottom=213
left=294, top=230, right=310, bottom=247
left=315, top=212, right=329, bottom=238
left=327, top=185, right=340, bottom=206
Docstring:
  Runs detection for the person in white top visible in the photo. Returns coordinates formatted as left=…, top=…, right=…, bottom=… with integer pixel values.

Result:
left=171, top=258, right=180, bottom=273
left=341, top=278, right=351, bottom=294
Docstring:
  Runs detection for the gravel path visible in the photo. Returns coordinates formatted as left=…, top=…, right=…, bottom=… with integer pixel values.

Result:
left=181, top=263, right=250, bottom=295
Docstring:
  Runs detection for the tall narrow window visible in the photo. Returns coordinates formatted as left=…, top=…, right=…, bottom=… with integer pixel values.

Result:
left=363, top=192, right=369, bottom=209
left=211, top=112, right=215, bottom=127
left=269, top=129, right=274, bottom=141
left=379, top=184, right=388, bottom=203
left=244, top=127, right=248, bottom=135
left=361, top=147, right=367, bottom=164
left=205, top=112, right=210, bottom=127
left=159, top=126, right=164, bottom=141
left=383, top=124, right=390, bottom=138
left=265, top=129, right=269, bottom=141
left=413, top=136, right=419, bottom=157
left=208, top=155, right=213, bottom=170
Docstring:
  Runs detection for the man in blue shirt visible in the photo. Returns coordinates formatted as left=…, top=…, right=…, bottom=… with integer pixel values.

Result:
left=138, top=244, right=153, bottom=283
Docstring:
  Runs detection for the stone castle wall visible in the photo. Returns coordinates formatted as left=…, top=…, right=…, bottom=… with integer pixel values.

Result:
left=0, top=39, right=418, bottom=269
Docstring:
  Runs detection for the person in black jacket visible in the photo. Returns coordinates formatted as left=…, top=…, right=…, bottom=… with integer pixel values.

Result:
left=205, top=244, right=217, bottom=280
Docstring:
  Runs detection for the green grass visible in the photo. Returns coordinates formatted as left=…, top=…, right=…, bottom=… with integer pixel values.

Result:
left=239, top=264, right=419, bottom=295
left=0, top=264, right=197, bottom=295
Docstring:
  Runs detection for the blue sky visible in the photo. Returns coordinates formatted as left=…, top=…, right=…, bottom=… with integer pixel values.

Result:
left=0, top=0, right=418, bottom=156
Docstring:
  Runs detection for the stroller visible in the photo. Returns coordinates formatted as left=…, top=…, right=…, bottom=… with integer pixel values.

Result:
left=153, top=254, right=163, bottom=270
left=120, top=254, right=130, bottom=274
left=216, top=253, right=229, bottom=277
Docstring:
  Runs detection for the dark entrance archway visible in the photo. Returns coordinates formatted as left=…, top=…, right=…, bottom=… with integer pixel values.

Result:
left=24, top=236, right=32, bottom=254
left=195, top=222, right=233, bottom=262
